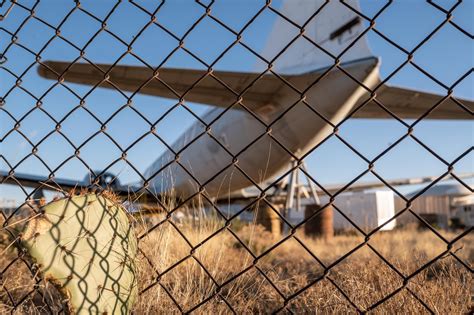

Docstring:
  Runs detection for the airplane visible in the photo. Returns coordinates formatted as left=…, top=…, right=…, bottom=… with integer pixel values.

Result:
left=1, top=0, right=473, bottom=216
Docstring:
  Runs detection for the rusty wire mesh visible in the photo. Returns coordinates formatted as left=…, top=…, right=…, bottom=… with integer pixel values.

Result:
left=0, top=0, right=472, bottom=313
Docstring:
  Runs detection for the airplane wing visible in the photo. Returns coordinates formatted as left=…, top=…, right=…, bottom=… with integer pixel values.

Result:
left=225, top=172, right=474, bottom=202
left=352, top=85, right=473, bottom=120
left=3, top=169, right=472, bottom=209
left=0, top=170, right=137, bottom=196
left=0, top=170, right=81, bottom=191
left=38, top=61, right=473, bottom=119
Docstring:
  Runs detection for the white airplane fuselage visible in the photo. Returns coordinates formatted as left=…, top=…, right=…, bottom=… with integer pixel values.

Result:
left=145, top=58, right=380, bottom=199
left=29, top=0, right=472, bottom=202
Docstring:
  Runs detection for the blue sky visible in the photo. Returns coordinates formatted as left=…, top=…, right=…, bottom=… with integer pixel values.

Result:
left=1, top=0, right=472, bottom=204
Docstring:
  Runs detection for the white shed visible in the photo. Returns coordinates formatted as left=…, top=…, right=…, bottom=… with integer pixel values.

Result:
left=288, top=190, right=396, bottom=231
left=330, top=190, right=396, bottom=231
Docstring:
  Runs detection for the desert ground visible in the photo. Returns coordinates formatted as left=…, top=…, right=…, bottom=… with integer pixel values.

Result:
left=0, top=207, right=472, bottom=314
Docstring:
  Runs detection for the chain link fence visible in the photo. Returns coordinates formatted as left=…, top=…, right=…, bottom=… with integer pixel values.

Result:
left=0, top=0, right=472, bottom=313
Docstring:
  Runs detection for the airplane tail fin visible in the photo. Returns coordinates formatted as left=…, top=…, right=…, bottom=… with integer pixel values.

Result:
left=262, top=0, right=373, bottom=74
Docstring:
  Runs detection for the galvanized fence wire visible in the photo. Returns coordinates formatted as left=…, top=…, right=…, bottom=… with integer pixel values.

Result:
left=0, top=0, right=472, bottom=313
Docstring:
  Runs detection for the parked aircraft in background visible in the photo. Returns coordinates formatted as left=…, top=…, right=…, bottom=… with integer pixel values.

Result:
left=1, top=0, right=472, bottom=210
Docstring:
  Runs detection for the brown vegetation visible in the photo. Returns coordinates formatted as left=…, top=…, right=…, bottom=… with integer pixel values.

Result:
left=0, top=213, right=472, bottom=314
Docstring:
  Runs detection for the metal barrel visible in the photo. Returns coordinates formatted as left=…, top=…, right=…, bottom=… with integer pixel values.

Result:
left=255, top=202, right=282, bottom=238
left=304, top=204, right=334, bottom=240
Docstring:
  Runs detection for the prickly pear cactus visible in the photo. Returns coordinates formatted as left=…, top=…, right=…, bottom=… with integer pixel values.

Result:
left=22, top=193, right=137, bottom=314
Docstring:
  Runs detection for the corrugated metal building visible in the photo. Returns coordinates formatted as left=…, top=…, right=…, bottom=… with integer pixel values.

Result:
left=394, top=183, right=473, bottom=229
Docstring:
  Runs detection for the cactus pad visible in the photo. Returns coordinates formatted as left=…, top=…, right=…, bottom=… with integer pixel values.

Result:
left=22, top=193, right=137, bottom=314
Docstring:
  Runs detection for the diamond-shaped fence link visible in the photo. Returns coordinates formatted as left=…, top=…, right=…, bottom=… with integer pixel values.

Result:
left=0, top=0, right=472, bottom=313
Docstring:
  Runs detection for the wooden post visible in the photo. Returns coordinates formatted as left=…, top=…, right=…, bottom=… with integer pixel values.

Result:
left=304, top=204, right=333, bottom=241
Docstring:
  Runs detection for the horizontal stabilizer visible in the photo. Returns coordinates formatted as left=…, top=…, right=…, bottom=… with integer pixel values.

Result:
left=38, top=61, right=283, bottom=109
left=38, top=61, right=473, bottom=120
left=353, top=85, right=473, bottom=120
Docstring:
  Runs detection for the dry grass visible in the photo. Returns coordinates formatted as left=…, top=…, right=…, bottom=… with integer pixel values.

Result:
left=133, top=217, right=472, bottom=314
left=0, top=211, right=472, bottom=314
